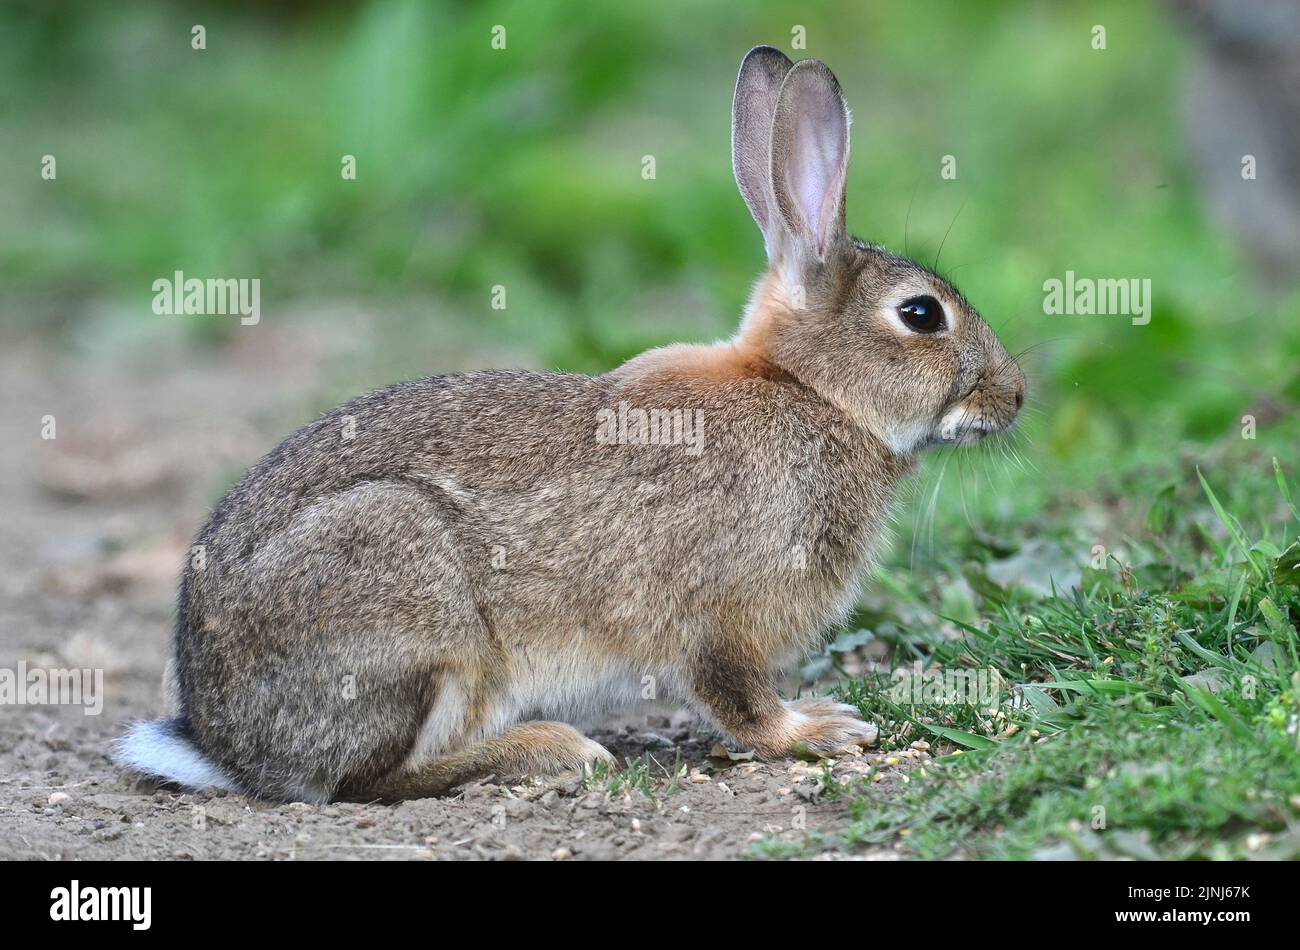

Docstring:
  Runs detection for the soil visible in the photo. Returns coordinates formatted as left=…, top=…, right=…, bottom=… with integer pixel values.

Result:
left=0, top=314, right=920, bottom=861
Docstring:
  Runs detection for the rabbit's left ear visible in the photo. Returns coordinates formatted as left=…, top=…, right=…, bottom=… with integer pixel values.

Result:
left=732, top=46, right=795, bottom=257
left=769, top=59, right=850, bottom=263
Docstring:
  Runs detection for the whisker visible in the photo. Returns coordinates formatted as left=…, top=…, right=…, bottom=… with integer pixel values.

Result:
left=932, top=200, right=966, bottom=272
left=911, top=447, right=952, bottom=570
left=904, top=182, right=917, bottom=259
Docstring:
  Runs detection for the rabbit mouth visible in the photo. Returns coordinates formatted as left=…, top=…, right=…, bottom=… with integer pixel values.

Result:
left=931, top=403, right=1010, bottom=446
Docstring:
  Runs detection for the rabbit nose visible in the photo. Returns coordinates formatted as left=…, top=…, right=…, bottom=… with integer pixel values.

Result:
left=1014, top=387, right=1024, bottom=410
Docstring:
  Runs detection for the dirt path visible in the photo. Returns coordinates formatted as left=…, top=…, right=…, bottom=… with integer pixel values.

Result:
left=0, top=320, right=917, bottom=860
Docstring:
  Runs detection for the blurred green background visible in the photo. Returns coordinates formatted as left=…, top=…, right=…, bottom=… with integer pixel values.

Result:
left=2, top=0, right=1297, bottom=535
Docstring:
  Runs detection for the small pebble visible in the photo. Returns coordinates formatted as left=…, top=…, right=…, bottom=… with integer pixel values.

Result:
left=1244, top=833, right=1270, bottom=852
left=551, top=847, right=572, bottom=861
left=48, top=792, right=71, bottom=806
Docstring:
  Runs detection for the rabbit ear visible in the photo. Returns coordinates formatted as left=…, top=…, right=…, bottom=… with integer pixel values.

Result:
left=770, top=59, right=850, bottom=263
left=732, top=46, right=794, bottom=256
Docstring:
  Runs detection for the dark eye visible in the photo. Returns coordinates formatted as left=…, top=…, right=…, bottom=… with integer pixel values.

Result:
left=897, top=295, right=945, bottom=333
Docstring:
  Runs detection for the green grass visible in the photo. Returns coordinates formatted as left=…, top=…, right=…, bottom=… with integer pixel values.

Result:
left=582, top=753, right=686, bottom=798
left=770, top=443, right=1300, bottom=860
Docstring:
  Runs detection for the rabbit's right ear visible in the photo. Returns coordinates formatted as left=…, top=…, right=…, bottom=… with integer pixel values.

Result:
left=769, top=59, right=850, bottom=265
left=732, top=46, right=794, bottom=256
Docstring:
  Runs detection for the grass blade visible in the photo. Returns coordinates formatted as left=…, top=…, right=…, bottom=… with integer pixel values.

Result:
left=1275, top=458, right=1300, bottom=526
left=1197, top=467, right=1265, bottom=581
left=919, top=724, right=998, bottom=751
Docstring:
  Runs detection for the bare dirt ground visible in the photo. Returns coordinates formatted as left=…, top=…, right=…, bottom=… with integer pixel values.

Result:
left=0, top=316, right=919, bottom=861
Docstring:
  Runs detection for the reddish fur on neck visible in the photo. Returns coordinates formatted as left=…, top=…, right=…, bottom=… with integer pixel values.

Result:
left=613, top=270, right=796, bottom=385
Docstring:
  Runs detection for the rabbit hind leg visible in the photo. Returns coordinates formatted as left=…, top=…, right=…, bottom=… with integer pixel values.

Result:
left=344, top=721, right=613, bottom=802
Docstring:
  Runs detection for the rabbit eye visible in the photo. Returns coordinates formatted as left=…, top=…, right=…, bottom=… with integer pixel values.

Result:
left=897, top=295, right=945, bottom=333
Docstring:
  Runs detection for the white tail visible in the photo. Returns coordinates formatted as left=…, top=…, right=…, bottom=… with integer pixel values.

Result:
left=113, top=718, right=242, bottom=793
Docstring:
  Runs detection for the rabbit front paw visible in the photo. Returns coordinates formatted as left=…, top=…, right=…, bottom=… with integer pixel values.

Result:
left=782, top=696, right=879, bottom=757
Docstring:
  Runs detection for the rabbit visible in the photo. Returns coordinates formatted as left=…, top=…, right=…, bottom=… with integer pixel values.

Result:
left=114, top=46, right=1025, bottom=803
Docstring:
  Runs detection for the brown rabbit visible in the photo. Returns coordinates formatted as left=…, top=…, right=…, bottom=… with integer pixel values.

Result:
left=115, top=47, right=1025, bottom=802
